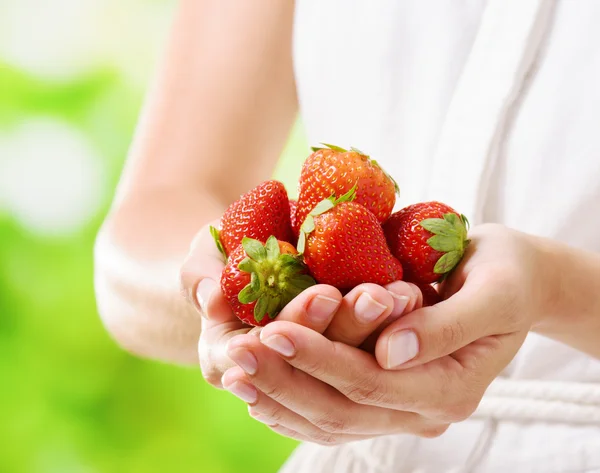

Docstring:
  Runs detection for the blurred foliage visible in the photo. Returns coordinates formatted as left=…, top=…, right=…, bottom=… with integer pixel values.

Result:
left=0, top=7, right=308, bottom=471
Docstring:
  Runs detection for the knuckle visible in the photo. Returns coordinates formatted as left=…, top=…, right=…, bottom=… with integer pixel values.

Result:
left=344, top=379, right=386, bottom=405
left=260, top=383, right=288, bottom=404
left=199, top=343, right=223, bottom=388
left=259, top=405, right=286, bottom=425
left=199, top=361, right=222, bottom=388
left=439, top=319, right=466, bottom=351
left=300, top=357, right=327, bottom=378
left=313, top=431, right=340, bottom=446
left=313, top=413, right=350, bottom=434
left=297, top=341, right=339, bottom=379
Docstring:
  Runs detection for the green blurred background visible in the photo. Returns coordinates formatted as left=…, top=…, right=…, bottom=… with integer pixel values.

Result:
left=0, top=1, right=306, bottom=472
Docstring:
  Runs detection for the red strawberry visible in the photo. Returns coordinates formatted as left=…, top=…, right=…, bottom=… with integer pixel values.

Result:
left=297, top=187, right=403, bottom=290
left=418, top=283, right=442, bottom=307
left=211, top=180, right=293, bottom=258
left=289, top=199, right=299, bottom=242
left=294, top=144, right=398, bottom=235
left=221, top=236, right=316, bottom=326
left=383, top=201, right=469, bottom=284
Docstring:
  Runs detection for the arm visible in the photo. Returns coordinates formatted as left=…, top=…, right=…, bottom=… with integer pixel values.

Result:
left=532, top=235, right=600, bottom=359
left=94, top=0, right=297, bottom=364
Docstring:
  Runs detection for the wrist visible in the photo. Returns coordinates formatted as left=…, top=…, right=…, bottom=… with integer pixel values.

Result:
left=527, top=233, right=566, bottom=332
left=527, top=234, right=600, bottom=358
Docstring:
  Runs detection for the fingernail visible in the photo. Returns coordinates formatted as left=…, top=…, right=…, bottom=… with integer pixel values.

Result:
left=261, top=334, right=296, bottom=357
left=249, top=407, right=277, bottom=426
left=196, top=278, right=217, bottom=317
left=407, top=283, right=421, bottom=302
left=225, top=381, right=258, bottom=404
left=249, top=328, right=263, bottom=338
left=228, top=348, right=258, bottom=375
left=387, top=292, right=410, bottom=317
left=387, top=330, right=419, bottom=368
left=354, top=292, right=387, bottom=323
left=307, top=295, right=340, bottom=323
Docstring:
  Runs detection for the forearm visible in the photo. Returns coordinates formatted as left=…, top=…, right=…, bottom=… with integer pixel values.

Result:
left=94, top=0, right=296, bottom=364
left=95, top=187, right=224, bottom=364
left=532, top=235, right=600, bottom=359
left=116, top=0, right=297, bottom=205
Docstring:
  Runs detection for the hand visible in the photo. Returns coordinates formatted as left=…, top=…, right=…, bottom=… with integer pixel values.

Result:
left=222, top=224, right=543, bottom=444
left=180, top=222, right=422, bottom=388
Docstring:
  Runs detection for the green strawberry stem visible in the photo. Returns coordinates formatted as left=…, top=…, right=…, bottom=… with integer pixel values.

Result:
left=420, top=213, right=470, bottom=278
left=296, top=184, right=357, bottom=254
left=311, top=143, right=347, bottom=153
left=210, top=225, right=227, bottom=260
left=238, top=236, right=316, bottom=323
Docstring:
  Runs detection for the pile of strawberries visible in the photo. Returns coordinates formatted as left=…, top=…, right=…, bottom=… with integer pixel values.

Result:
left=212, top=144, right=470, bottom=326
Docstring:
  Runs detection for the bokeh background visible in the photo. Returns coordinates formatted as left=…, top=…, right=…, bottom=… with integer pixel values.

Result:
left=0, top=1, right=306, bottom=472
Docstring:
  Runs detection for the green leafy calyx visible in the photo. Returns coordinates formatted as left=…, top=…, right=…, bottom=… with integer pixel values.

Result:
left=310, top=143, right=369, bottom=156
left=210, top=226, right=227, bottom=260
left=420, top=213, right=470, bottom=277
left=237, top=236, right=316, bottom=323
left=311, top=143, right=347, bottom=153
left=296, top=184, right=357, bottom=254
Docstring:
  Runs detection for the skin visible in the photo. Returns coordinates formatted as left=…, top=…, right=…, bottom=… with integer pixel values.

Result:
left=95, top=0, right=600, bottom=445
left=221, top=225, right=600, bottom=444
left=95, top=0, right=298, bottom=363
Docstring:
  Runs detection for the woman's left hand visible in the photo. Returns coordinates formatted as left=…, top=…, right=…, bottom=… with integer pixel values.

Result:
left=223, top=224, right=550, bottom=444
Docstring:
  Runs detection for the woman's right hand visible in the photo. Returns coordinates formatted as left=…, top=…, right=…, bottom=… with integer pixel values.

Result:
left=180, top=222, right=422, bottom=389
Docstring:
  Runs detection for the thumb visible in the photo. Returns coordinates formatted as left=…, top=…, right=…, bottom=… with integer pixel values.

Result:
left=374, top=280, right=505, bottom=370
left=180, top=221, right=233, bottom=324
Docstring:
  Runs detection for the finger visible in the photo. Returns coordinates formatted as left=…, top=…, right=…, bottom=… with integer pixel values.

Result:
left=375, top=279, right=512, bottom=370
left=276, top=284, right=342, bottom=334
left=259, top=320, right=484, bottom=420
left=198, top=283, right=341, bottom=385
left=323, top=284, right=395, bottom=347
left=222, top=367, right=369, bottom=445
left=250, top=401, right=326, bottom=444
left=268, top=425, right=323, bottom=444
left=198, top=318, right=250, bottom=388
left=227, top=334, right=429, bottom=436
left=257, top=322, right=423, bottom=411
left=250, top=400, right=370, bottom=445
left=361, top=282, right=422, bottom=352
left=180, top=221, right=233, bottom=323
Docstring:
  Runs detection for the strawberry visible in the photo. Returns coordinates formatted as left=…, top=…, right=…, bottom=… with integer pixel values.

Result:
left=297, top=187, right=403, bottom=290
left=383, top=201, right=469, bottom=285
left=294, top=144, right=398, bottom=235
left=211, top=180, right=293, bottom=258
left=221, top=236, right=316, bottom=326
left=418, top=283, right=442, bottom=307
left=289, top=199, right=299, bottom=242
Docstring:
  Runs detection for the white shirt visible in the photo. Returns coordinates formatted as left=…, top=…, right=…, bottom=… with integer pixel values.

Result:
left=285, top=0, right=600, bottom=471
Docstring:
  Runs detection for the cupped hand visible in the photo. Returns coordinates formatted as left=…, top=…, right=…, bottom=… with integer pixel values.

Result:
left=180, top=222, right=421, bottom=388
left=223, top=224, right=543, bottom=444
